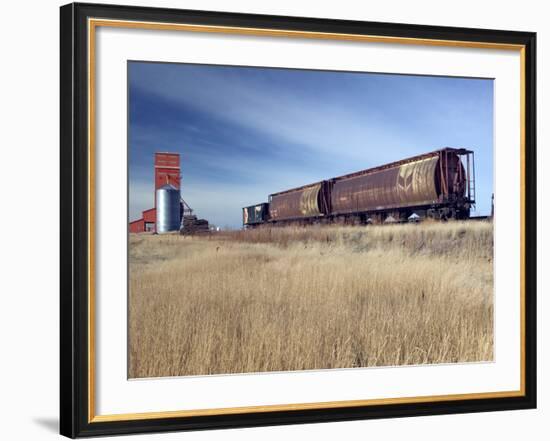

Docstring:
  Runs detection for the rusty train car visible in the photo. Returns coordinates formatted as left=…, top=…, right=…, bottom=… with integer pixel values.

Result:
left=242, top=148, right=475, bottom=227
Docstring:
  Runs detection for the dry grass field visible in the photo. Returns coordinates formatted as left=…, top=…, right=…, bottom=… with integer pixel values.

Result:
left=128, top=221, right=493, bottom=378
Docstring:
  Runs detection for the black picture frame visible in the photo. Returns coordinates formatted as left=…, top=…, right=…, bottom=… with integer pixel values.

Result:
left=60, top=2, right=537, bottom=438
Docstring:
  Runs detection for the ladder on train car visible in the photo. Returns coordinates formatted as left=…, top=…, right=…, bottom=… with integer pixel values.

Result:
left=465, top=151, right=476, bottom=205
left=469, top=153, right=476, bottom=204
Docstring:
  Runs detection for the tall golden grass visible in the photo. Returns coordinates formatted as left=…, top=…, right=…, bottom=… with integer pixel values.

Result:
left=128, top=221, right=493, bottom=378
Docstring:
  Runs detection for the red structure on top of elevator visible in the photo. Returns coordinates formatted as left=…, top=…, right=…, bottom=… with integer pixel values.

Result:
left=129, top=152, right=181, bottom=233
left=155, top=152, right=181, bottom=190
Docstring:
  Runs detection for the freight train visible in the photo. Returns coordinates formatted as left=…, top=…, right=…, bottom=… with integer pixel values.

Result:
left=242, top=148, right=476, bottom=227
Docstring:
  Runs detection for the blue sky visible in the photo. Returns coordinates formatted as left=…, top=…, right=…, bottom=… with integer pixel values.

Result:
left=129, top=62, right=493, bottom=228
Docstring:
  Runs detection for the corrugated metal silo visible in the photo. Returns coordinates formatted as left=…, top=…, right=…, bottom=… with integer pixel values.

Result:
left=156, top=184, right=181, bottom=233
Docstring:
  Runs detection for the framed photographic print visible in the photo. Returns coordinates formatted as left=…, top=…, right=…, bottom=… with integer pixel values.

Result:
left=60, top=2, right=537, bottom=438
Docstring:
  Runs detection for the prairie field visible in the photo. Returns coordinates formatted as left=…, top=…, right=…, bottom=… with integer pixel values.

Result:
left=128, top=221, right=494, bottom=378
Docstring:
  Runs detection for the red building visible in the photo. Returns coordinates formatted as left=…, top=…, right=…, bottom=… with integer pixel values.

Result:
left=129, top=218, right=145, bottom=234
left=129, top=152, right=181, bottom=233
left=154, top=152, right=181, bottom=190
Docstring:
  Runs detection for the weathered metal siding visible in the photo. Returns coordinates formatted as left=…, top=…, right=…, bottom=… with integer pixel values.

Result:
left=269, top=183, right=323, bottom=221
left=243, top=203, right=268, bottom=225
left=331, top=156, right=440, bottom=214
left=442, top=153, right=467, bottom=197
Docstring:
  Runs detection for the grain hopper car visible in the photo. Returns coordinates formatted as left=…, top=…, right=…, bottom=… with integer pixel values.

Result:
left=242, top=147, right=475, bottom=227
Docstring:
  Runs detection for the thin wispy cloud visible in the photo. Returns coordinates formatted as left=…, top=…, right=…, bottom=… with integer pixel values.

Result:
left=129, top=62, right=493, bottom=228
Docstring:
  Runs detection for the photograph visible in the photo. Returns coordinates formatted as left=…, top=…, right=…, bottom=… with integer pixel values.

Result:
left=127, top=61, right=495, bottom=379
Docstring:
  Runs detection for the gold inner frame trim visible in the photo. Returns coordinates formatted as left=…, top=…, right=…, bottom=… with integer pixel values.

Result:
left=87, top=17, right=527, bottom=423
